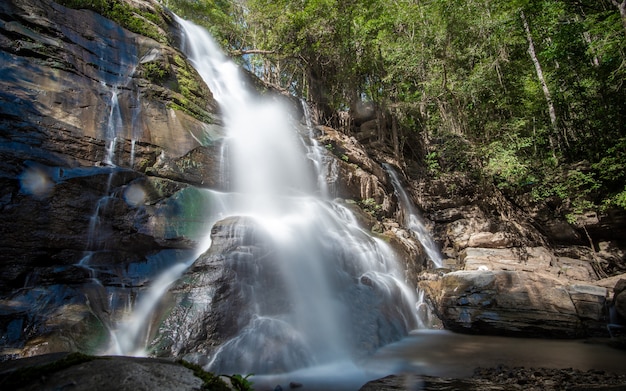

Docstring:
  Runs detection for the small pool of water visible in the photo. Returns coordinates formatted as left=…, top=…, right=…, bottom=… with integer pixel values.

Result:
left=366, top=330, right=626, bottom=378
left=251, top=330, right=626, bottom=391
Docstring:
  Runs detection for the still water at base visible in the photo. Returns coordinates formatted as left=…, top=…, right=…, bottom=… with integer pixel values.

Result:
left=252, top=330, right=626, bottom=391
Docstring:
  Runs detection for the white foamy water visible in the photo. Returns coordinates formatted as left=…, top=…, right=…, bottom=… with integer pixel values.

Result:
left=104, top=16, right=427, bottom=380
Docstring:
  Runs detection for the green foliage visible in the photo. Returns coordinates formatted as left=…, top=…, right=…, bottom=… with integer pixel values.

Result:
left=425, top=152, right=441, bottom=175
left=611, top=188, right=626, bottom=209
left=176, top=360, right=254, bottom=391
left=161, top=0, right=246, bottom=50
left=359, top=197, right=383, bottom=218
left=167, top=0, right=626, bottom=215
left=141, top=61, right=169, bottom=82
left=531, top=167, right=601, bottom=218
left=55, top=0, right=167, bottom=43
left=226, top=373, right=255, bottom=391
left=177, top=360, right=232, bottom=391
left=483, top=138, right=535, bottom=190
left=592, top=138, right=626, bottom=187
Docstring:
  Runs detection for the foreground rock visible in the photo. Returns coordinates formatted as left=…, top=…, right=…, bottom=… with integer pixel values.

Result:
left=0, top=353, right=210, bottom=391
left=4, top=354, right=626, bottom=391
left=359, top=366, right=626, bottom=391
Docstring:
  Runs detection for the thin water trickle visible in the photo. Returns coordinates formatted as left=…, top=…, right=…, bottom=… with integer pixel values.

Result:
left=108, top=261, right=190, bottom=357
left=104, top=89, right=121, bottom=166
left=129, top=139, right=136, bottom=168
left=384, top=164, right=444, bottom=268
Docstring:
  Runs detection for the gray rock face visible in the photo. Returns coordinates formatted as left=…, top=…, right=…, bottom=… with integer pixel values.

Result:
left=150, top=216, right=282, bottom=364
left=0, top=354, right=205, bottom=391
left=0, top=0, right=222, bottom=279
left=377, top=147, right=625, bottom=338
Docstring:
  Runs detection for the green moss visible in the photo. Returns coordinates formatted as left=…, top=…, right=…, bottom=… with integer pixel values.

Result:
left=73, top=313, right=110, bottom=354
left=0, top=352, right=96, bottom=389
left=167, top=54, right=214, bottom=123
left=54, top=0, right=168, bottom=43
left=358, top=197, right=383, bottom=218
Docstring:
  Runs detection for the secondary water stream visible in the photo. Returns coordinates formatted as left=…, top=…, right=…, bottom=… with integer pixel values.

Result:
left=384, top=164, right=444, bottom=269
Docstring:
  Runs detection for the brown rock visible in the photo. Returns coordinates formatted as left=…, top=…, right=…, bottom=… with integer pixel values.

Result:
left=420, top=270, right=607, bottom=337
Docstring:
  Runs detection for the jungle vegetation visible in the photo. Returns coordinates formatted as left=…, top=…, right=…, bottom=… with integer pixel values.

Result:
left=165, top=0, right=626, bottom=218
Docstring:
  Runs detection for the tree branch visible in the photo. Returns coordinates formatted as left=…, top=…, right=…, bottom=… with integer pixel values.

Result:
left=230, top=49, right=275, bottom=56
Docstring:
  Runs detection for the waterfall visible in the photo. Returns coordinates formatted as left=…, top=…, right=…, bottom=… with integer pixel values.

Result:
left=103, top=87, right=121, bottom=166
left=130, top=17, right=425, bottom=380
left=384, top=164, right=444, bottom=268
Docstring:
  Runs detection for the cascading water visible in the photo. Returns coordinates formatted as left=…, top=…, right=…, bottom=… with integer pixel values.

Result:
left=126, top=17, right=424, bottom=386
left=384, top=164, right=444, bottom=268
left=300, top=99, right=339, bottom=198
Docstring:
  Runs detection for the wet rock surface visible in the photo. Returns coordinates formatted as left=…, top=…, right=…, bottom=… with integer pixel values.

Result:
left=614, top=279, right=626, bottom=321
left=0, top=0, right=626, bottom=379
left=152, top=214, right=418, bottom=374
left=400, top=164, right=626, bottom=338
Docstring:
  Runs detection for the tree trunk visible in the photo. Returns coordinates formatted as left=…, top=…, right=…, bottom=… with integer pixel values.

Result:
left=391, top=114, right=401, bottom=162
left=611, top=0, right=626, bottom=37
left=520, top=10, right=560, bottom=155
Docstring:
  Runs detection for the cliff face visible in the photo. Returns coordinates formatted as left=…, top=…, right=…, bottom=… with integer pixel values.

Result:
left=0, top=0, right=227, bottom=356
left=0, top=0, right=224, bottom=278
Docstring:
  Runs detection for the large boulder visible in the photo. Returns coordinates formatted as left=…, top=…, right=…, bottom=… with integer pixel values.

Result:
left=152, top=214, right=419, bottom=374
left=420, top=270, right=608, bottom=337
left=0, top=354, right=205, bottom=391
left=150, top=216, right=289, bottom=369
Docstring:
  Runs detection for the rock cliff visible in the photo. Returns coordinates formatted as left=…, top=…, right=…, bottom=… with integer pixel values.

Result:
left=0, top=0, right=225, bottom=357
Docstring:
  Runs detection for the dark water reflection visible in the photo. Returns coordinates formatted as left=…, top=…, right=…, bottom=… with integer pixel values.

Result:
left=252, top=330, right=626, bottom=391
left=367, top=330, right=626, bottom=378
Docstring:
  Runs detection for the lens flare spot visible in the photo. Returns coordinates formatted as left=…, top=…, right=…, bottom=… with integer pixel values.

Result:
left=19, top=168, right=53, bottom=197
left=124, top=184, right=146, bottom=207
